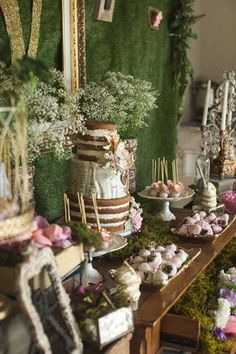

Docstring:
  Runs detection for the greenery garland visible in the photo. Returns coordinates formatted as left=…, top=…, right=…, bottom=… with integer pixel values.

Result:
left=169, top=0, right=204, bottom=116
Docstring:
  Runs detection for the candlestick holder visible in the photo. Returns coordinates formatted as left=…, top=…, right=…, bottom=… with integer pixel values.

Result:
left=202, top=71, right=236, bottom=180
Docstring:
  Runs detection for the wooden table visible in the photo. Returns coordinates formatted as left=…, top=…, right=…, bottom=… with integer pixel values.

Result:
left=96, top=209, right=236, bottom=354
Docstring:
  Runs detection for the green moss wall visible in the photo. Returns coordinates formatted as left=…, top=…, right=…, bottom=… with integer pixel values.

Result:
left=85, top=0, right=179, bottom=189
left=0, top=0, right=181, bottom=214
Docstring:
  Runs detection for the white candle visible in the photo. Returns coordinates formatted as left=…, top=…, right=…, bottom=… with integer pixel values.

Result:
left=202, top=80, right=211, bottom=126
left=221, top=80, right=229, bottom=131
left=227, top=84, right=234, bottom=127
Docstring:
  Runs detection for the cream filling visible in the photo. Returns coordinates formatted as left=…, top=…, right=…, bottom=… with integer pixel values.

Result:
left=84, top=128, right=118, bottom=138
left=71, top=210, right=129, bottom=220
left=77, top=149, right=106, bottom=159
left=76, top=138, right=107, bottom=147
left=88, top=220, right=125, bottom=228
left=70, top=201, right=130, bottom=210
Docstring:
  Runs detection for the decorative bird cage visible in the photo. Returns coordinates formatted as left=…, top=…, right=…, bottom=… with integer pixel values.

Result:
left=0, top=105, right=34, bottom=244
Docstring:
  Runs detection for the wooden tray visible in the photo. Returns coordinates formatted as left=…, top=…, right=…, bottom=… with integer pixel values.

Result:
left=171, top=215, right=235, bottom=243
left=131, top=247, right=201, bottom=290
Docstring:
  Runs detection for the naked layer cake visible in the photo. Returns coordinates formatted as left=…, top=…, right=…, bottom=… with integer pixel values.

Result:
left=69, top=121, right=139, bottom=233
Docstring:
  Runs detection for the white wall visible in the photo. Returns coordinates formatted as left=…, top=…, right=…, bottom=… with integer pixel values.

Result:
left=178, top=1, right=236, bottom=182
left=190, top=0, right=236, bottom=82
left=182, top=0, right=236, bottom=123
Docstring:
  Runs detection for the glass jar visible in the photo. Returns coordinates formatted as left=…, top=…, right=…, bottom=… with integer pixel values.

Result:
left=194, top=148, right=210, bottom=192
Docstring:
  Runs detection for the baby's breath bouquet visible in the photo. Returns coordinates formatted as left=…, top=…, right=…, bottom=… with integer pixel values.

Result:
left=0, top=59, right=84, bottom=163
left=80, top=72, right=159, bottom=138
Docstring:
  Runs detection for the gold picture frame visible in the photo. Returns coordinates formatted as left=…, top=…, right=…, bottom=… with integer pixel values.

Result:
left=62, top=0, right=86, bottom=91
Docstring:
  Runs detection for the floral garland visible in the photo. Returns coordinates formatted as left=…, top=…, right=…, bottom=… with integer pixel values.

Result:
left=169, top=0, right=204, bottom=116
left=174, top=237, right=236, bottom=353
left=214, top=267, right=236, bottom=340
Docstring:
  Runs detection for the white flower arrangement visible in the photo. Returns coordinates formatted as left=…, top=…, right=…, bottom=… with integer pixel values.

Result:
left=213, top=267, right=236, bottom=341
left=25, top=69, right=84, bottom=162
left=80, top=72, right=159, bottom=138
left=0, top=62, right=85, bottom=162
left=125, top=197, right=143, bottom=232
left=214, top=298, right=231, bottom=329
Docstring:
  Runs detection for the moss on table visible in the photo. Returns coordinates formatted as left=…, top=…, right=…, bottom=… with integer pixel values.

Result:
left=174, top=237, right=236, bottom=353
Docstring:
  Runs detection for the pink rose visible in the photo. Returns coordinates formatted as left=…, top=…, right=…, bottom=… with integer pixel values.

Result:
left=132, top=211, right=143, bottom=232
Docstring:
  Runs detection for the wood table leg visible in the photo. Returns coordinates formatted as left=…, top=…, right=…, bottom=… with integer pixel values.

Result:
left=131, top=322, right=161, bottom=354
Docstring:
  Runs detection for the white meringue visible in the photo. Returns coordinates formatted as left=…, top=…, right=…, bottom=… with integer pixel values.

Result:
left=138, top=249, right=151, bottom=257
left=152, top=270, right=168, bottom=285
left=166, top=243, right=177, bottom=252
left=133, top=255, right=145, bottom=264
left=138, top=262, right=152, bottom=272
left=171, top=256, right=183, bottom=269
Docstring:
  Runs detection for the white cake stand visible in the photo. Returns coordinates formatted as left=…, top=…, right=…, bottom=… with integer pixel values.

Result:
left=83, top=235, right=127, bottom=284
left=138, top=187, right=194, bottom=221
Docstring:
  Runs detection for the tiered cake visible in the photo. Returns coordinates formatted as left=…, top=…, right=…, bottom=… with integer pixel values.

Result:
left=69, top=122, right=134, bottom=233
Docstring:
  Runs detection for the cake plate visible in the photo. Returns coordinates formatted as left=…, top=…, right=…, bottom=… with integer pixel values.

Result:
left=138, top=187, right=195, bottom=221
left=83, top=235, right=127, bottom=284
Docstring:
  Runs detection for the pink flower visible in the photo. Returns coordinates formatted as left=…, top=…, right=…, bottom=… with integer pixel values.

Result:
left=35, top=215, right=50, bottom=229
left=132, top=211, right=143, bottom=232
left=76, top=285, right=86, bottom=296
left=32, top=229, right=53, bottom=248
left=53, top=239, right=73, bottom=249
left=32, top=216, right=73, bottom=249
left=224, top=316, right=236, bottom=334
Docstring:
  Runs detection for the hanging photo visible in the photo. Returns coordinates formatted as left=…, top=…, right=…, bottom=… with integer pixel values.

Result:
left=148, top=7, right=163, bottom=31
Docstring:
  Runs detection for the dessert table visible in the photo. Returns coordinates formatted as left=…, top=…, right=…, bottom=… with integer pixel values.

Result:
left=95, top=208, right=236, bottom=354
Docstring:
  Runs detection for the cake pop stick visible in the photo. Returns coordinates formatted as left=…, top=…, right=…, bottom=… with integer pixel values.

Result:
left=151, top=159, right=154, bottom=183
left=172, top=160, right=176, bottom=185
left=157, top=157, right=160, bottom=181
left=176, top=158, right=179, bottom=183
left=80, top=193, right=87, bottom=224
left=92, top=194, right=101, bottom=233
left=67, top=197, right=71, bottom=221
left=154, top=160, right=157, bottom=182
left=164, top=158, right=168, bottom=182
left=196, top=161, right=207, bottom=189
left=161, top=159, right=164, bottom=183
left=77, top=192, right=84, bottom=223
left=64, top=193, right=68, bottom=222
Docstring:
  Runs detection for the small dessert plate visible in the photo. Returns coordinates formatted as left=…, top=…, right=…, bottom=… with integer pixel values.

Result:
left=93, top=235, right=127, bottom=257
